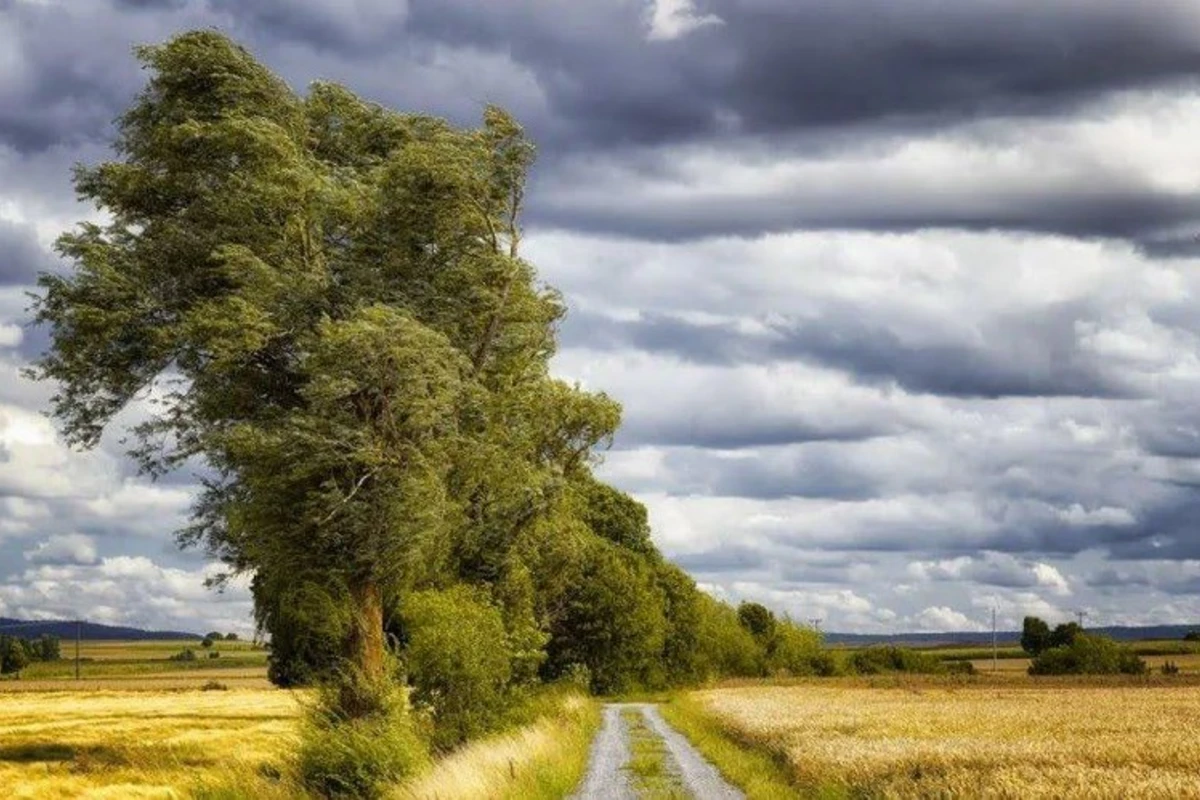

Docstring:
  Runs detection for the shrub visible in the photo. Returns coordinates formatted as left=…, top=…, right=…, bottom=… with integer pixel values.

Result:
left=298, top=685, right=427, bottom=799
left=401, top=586, right=513, bottom=752
left=201, top=680, right=228, bottom=691
left=201, top=636, right=215, bottom=649
left=1185, top=631, right=1200, bottom=643
left=1161, top=660, right=1181, bottom=675
left=768, top=621, right=824, bottom=676
left=1028, top=633, right=1147, bottom=676
left=945, top=660, right=976, bottom=675
left=849, top=646, right=944, bottom=675
left=208, top=650, right=221, bottom=659
left=170, top=648, right=198, bottom=662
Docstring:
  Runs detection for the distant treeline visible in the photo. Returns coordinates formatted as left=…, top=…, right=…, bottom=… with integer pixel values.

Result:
left=0, top=634, right=61, bottom=674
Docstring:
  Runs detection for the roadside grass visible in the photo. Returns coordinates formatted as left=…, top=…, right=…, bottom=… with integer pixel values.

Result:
left=659, top=693, right=831, bottom=800
left=621, top=707, right=688, bottom=799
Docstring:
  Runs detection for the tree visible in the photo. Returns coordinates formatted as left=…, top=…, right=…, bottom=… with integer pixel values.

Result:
left=225, top=633, right=239, bottom=641
left=1020, top=616, right=1052, bottom=656
left=32, top=30, right=618, bottom=719
left=0, top=636, right=30, bottom=675
left=737, top=602, right=777, bottom=641
left=1028, top=633, right=1146, bottom=676
left=201, top=636, right=215, bottom=649
left=1050, top=622, right=1083, bottom=649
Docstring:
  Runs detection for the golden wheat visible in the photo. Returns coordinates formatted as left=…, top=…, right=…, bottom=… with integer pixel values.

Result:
left=691, top=682, right=1200, bottom=799
left=0, top=689, right=301, bottom=798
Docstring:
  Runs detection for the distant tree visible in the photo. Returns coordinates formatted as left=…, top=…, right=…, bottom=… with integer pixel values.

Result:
left=737, top=602, right=777, bottom=641
left=0, top=636, right=30, bottom=674
left=200, top=636, right=215, bottom=649
left=204, top=632, right=223, bottom=642
left=224, top=632, right=239, bottom=641
left=1185, top=631, right=1200, bottom=643
left=1020, top=616, right=1052, bottom=656
left=1050, top=622, right=1083, bottom=649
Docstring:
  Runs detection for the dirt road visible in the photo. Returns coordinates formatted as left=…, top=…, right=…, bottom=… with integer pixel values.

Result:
left=572, top=702, right=743, bottom=799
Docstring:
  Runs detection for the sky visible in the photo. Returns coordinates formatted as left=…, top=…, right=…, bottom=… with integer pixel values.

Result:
left=4, top=0, right=1200, bottom=636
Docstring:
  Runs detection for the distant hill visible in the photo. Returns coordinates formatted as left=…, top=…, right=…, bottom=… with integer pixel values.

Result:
left=825, top=624, right=1200, bottom=647
left=0, top=617, right=200, bottom=641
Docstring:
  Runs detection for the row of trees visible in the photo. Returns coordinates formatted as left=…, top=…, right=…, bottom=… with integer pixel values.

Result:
left=0, top=634, right=61, bottom=675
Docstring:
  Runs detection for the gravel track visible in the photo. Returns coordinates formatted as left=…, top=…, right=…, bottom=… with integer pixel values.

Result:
left=572, top=702, right=744, bottom=800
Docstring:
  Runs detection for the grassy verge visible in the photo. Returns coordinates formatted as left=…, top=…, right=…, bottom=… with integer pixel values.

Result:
left=621, top=707, right=688, bottom=799
left=660, top=693, right=845, bottom=800
left=392, top=689, right=600, bottom=800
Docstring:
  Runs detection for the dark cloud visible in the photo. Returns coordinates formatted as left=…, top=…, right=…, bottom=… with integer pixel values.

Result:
left=566, top=307, right=1140, bottom=400
left=0, top=220, right=52, bottom=286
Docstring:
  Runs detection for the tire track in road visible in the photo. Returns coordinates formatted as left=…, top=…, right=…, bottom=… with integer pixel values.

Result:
left=572, top=703, right=744, bottom=800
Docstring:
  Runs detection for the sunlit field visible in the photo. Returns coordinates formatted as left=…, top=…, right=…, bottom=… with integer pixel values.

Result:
left=688, top=681, right=1200, bottom=798
left=0, top=688, right=300, bottom=798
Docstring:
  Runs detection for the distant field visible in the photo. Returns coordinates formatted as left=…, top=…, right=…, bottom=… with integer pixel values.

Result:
left=2, top=639, right=270, bottom=690
left=688, top=680, right=1200, bottom=798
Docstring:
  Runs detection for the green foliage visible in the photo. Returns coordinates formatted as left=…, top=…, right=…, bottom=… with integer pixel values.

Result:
left=768, top=621, right=825, bottom=676
left=1161, top=660, right=1180, bottom=675
left=201, top=636, right=215, bottom=649
left=737, top=602, right=777, bottom=641
left=169, top=648, right=198, bottom=662
left=1049, top=622, right=1083, bottom=649
left=848, top=646, right=945, bottom=675
left=401, top=586, right=514, bottom=752
left=254, top=574, right=346, bottom=688
left=694, top=594, right=762, bottom=678
left=1028, top=633, right=1148, bottom=676
left=575, top=474, right=656, bottom=557
left=1020, top=616, right=1051, bottom=656
left=543, top=540, right=666, bottom=694
left=656, top=562, right=705, bottom=685
left=298, top=684, right=428, bottom=799
left=0, top=636, right=30, bottom=675
left=1185, top=631, right=1200, bottom=642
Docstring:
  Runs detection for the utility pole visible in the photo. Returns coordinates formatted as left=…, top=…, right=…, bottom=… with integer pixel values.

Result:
left=808, top=618, right=822, bottom=632
left=991, top=607, right=998, bottom=673
left=75, top=619, right=81, bottom=681
left=1075, top=610, right=1088, bottom=628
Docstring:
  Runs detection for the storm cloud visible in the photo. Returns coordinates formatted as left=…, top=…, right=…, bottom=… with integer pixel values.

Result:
left=2, top=0, right=1200, bottom=632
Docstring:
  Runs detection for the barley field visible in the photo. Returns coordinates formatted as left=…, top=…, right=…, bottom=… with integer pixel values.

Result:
left=688, top=681, right=1200, bottom=799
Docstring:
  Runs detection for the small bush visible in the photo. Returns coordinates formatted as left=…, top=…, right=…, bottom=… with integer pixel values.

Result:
left=401, top=586, right=513, bottom=752
left=298, top=685, right=428, bottom=799
left=945, top=660, right=976, bottom=675
left=208, top=650, right=221, bottom=659
left=1028, top=633, right=1147, bottom=675
left=170, top=648, right=197, bottom=662
left=849, top=646, right=944, bottom=675
left=201, top=636, right=215, bottom=649
left=1161, top=660, right=1181, bottom=675
left=1185, top=631, right=1200, bottom=643
left=201, top=680, right=228, bottom=691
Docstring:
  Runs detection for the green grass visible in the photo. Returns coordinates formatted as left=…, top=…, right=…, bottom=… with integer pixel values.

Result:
left=621, top=708, right=688, bottom=799
left=660, top=693, right=844, bottom=800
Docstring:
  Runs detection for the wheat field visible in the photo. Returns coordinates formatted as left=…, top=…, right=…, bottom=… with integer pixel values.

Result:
left=0, top=688, right=301, bottom=798
left=689, top=681, right=1200, bottom=799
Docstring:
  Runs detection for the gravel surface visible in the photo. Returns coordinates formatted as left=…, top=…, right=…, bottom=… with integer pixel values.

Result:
left=640, top=704, right=744, bottom=799
left=572, top=703, right=745, bottom=800
left=572, top=703, right=636, bottom=799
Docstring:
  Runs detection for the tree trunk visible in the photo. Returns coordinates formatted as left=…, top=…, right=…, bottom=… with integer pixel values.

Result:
left=340, top=576, right=386, bottom=718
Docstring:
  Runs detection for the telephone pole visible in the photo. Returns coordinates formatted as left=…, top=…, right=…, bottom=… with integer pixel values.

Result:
left=991, top=607, right=998, bottom=673
left=74, top=619, right=81, bottom=681
left=808, top=618, right=822, bottom=632
left=1075, top=610, right=1088, bottom=628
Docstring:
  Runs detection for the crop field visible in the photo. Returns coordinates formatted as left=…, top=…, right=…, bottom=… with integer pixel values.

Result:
left=0, top=688, right=300, bottom=798
left=687, top=680, right=1200, bottom=798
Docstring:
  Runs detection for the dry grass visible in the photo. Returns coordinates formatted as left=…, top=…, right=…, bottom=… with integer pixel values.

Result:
left=689, top=681, right=1200, bottom=798
left=392, top=692, right=599, bottom=800
left=0, top=688, right=301, bottom=798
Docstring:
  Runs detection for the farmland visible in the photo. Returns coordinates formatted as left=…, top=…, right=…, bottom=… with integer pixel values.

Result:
left=682, top=679, right=1200, bottom=798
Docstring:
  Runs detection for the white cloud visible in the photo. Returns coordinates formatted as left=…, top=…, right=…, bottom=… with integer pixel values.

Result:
left=24, top=533, right=97, bottom=566
left=914, top=606, right=984, bottom=632
left=646, top=0, right=722, bottom=40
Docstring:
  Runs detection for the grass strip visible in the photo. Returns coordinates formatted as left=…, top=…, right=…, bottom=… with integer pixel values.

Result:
left=622, top=707, right=689, bottom=799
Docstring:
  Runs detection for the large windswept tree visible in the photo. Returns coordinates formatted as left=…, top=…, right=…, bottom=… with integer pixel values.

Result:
left=33, top=31, right=619, bottom=716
